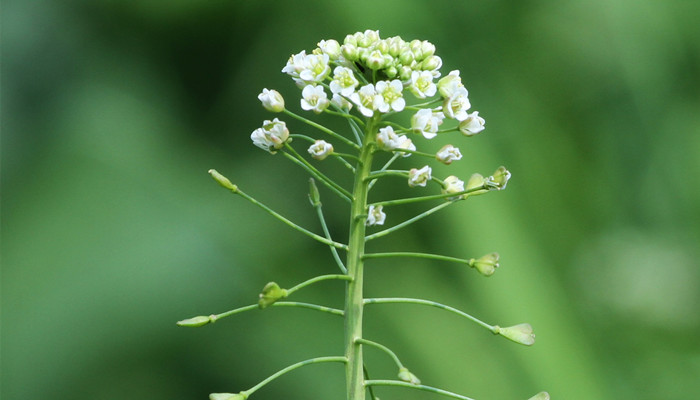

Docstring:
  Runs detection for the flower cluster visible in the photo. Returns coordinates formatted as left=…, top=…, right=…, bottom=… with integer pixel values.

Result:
left=251, top=29, right=501, bottom=226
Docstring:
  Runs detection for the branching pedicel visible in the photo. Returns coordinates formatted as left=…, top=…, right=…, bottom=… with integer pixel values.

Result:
left=179, top=30, right=549, bottom=400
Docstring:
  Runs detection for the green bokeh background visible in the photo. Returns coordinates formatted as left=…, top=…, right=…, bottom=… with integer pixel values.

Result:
left=3, top=1, right=699, bottom=399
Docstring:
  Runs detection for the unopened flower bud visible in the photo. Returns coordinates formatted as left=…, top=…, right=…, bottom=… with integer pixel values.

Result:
left=495, top=323, right=535, bottom=346
left=308, top=140, right=334, bottom=160
left=257, top=88, right=285, bottom=112
left=209, top=393, right=247, bottom=400
left=421, top=41, right=436, bottom=58
left=399, top=65, right=413, bottom=81
left=459, top=111, right=486, bottom=136
left=258, top=282, right=288, bottom=309
left=399, top=50, right=415, bottom=65
left=421, top=55, right=442, bottom=71
left=486, top=166, right=511, bottom=190
left=528, top=392, right=550, bottom=400
left=308, top=178, right=321, bottom=206
left=398, top=367, right=421, bottom=385
left=367, top=50, right=385, bottom=70
left=442, top=175, right=465, bottom=200
left=341, top=43, right=359, bottom=61
left=208, top=169, right=238, bottom=192
left=437, top=70, right=463, bottom=99
left=469, top=252, right=499, bottom=276
left=318, top=39, right=341, bottom=59
left=177, top=315, right=212, bottom=327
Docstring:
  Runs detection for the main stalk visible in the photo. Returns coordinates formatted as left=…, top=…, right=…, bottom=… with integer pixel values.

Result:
left=345, top=116, right=379, bottom=400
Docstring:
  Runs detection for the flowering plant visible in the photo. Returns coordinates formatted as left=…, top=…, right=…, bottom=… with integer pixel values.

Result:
left=179, top=30, right=548, bottom=400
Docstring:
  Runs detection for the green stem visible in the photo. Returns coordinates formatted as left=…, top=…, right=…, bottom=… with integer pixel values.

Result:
left=211, top=301, right=344, bottom=323
left=286, top=274, right=352, bottom=296
left=243, top=356, right=348, bottom=397
left=284, top=109, right=360, bottom=149
left=364, top=380, right=475, bottom=400
left=367, top=153, right=401, bottom=191
left=363, top=297, right=495, bottom=332
left=311, top=189, right=348, bottom=273
left=363, top=252, right=471, bottom=266
left=370, top=184, right=488, bottom=207
left=345, top=115, right=380, bottom=400
left=283, top=144, right=353, bottom=201
left=234, top=187, right=348, bottom=250
left=355, top=338, right=404, bottom=369
left=324, top=108, right=366, bottom=127
left=365, top=202, right=452, bottom=241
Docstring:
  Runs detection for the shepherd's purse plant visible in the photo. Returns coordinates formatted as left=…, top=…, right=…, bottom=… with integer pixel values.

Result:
left=178, top=29, right=549, bottom=400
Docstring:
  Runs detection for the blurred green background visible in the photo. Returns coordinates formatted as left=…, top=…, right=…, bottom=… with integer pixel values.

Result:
left=3, top=1, right=700, bottom=399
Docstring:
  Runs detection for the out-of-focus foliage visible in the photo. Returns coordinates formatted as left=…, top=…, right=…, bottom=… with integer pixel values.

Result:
left=3, top=1, right=699, bottom=399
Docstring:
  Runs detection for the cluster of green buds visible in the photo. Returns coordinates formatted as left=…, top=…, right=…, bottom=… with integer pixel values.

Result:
left=181, top=30, right=547, bottom=400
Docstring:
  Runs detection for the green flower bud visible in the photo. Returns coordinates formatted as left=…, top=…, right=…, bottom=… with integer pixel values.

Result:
left=176, top=315, right=212, bottom=327
left=344, top=34, right=358, bottom=46
left=367, top=50, right=385, bottom=70
left=495, top=323, right=535, bottom=346
left=399, top=50, right=415, bottom=65
left=258, top=282, right=288, bottom=309
left=385, top=66, right=398, bottom=78
left=528, top=392, right=550, bottom=400
left=399, top=65, right=413, bottom=81
left=308, top=178, right=321, bottom=207
left=209, top=393, right=247, bottom=400
left=388, top=39, right=402, bottom=57
left=469, top=252, right=499, bottom=276
left=341, top=43, right=359, bottom=61
left=208, top=169, right=238, bottom=192
left=421, top=40, right=436, bottom=58
left=421, top=55, right=442, bottom=71
left=398, top=367, right=421, bottom=385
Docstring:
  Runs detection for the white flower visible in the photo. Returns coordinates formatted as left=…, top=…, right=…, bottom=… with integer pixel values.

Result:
left=317, top=39, right=341, bottom=59
left=409, top=70, right=437, bottom=99
left=442, top=175, right=465, bottom=200
left=443, top=87, right=471, bottom=121
left=375, top=80, right=405, bottom=113
left=435, top=144, right=462, bottom=165
left=250, top=118, right=289, bottom=154
left=376, top=126, right=402, bottom=151
left=257, top=88, right=285, bottom=113
left=300, top=85, right=330, bottom=114
left=331, top=93, right=353, bottom=110
left=411, top=108, right=444, bottom=139
left=349, top=84, right=378, bottom=117
left=281, top=50, right=309, bottom=84
left=300, top=53, right=331, bottom=83
left=307, top=140, right=334, bottom=160
left=366, top=205, right=386, bottom=226
left=437, top=70, right=464, bottom=99
left=408, top=165, right=432, bottom=187
left=458, top=111, right=485, bottom=136
left=282, top=51, right=331, bottom=85
left=330, top=66, right=359, bottom=97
